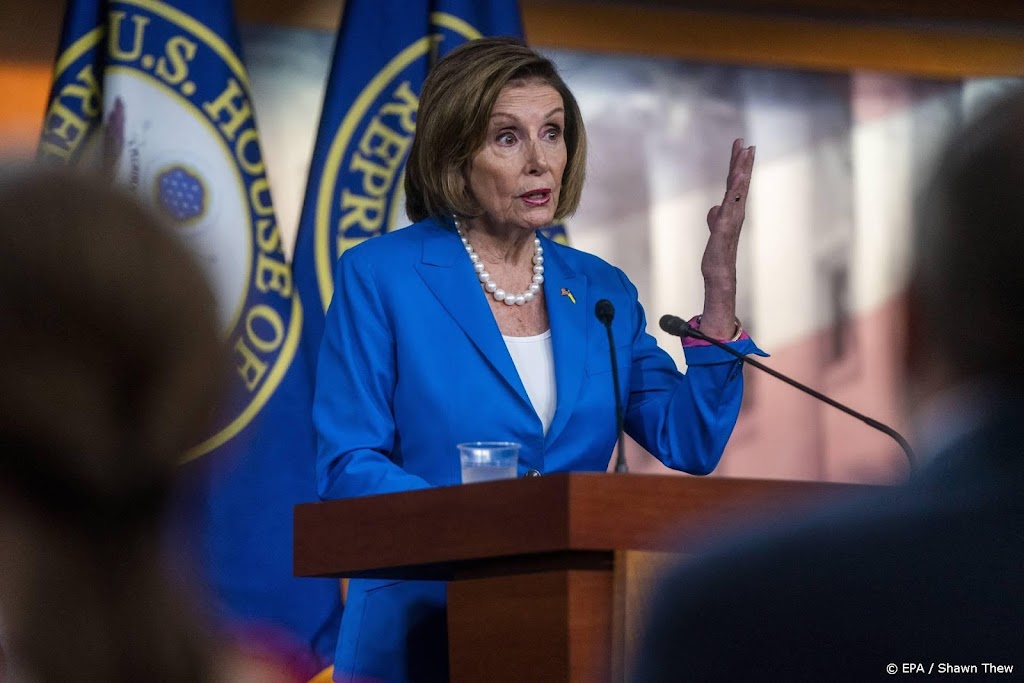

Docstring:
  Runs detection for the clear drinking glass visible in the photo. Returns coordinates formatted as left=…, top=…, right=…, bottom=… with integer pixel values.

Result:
left=458, top=441, right=520, bottom=483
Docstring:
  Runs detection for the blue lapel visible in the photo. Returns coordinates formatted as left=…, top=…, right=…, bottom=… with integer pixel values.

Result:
left=414, top=222, right=589, bottom=442
left=414, top=220, right=532, bottom=409
left=541, top=236, right=588, bottom=446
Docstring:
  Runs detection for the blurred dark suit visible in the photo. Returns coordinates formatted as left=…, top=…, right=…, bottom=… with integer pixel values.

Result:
left=636, top=398, right=1024, bottom=681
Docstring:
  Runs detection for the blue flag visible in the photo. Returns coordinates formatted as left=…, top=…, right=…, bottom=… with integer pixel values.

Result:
left=39, top=0, right=342, bottom=670
left=293, top=0, right=566, bottom=347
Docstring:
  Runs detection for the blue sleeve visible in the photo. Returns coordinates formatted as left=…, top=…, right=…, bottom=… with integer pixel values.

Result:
left=618, top=270, right=768, bottom=475
left=313, top=251, right=430, bottom=500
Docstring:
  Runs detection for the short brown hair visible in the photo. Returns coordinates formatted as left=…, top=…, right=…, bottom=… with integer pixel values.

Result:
left=0, top=165, right=222, bottom=682
left=405, top=37, right=587, bottom=223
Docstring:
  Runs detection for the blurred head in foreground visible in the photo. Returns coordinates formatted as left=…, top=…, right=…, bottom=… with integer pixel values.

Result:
left=907, top=88, right=1024, bottom=399
left=0, top=165, right=223, bottom=682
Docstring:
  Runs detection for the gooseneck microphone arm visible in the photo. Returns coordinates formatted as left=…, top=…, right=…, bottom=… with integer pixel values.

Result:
left=659, top=314, right=917, bottom=471
left=596, top=299, right=629, bottom=473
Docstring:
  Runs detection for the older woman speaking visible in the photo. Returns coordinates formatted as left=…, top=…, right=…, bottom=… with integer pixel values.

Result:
left=313, top=37, right=761, bottom=681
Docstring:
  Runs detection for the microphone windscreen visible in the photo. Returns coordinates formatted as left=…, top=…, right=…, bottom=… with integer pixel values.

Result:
left=595, top=299, right=615, bottom=325
left=659, top=314, right=690, bottom=337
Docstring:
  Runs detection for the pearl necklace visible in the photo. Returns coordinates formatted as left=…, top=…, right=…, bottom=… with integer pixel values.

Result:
left=455, top=220, right=544, bottom=306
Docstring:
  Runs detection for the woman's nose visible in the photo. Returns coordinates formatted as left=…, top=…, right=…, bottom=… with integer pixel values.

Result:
left=525, top=138, right=549, bottom=174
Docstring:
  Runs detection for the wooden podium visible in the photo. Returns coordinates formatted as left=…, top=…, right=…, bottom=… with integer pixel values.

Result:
left=294, top=473, right=860, bottom=682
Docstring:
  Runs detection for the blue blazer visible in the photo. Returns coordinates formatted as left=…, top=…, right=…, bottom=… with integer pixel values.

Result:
left=313, top=216, right=764, bottom=682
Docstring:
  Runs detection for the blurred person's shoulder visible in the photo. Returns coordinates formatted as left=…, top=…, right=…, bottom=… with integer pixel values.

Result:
left=638, top=420, right=1024, bottom=682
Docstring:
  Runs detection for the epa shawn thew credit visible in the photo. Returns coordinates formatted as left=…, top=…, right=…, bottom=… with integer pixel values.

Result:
left=886, top=662, right=1016, bottom=676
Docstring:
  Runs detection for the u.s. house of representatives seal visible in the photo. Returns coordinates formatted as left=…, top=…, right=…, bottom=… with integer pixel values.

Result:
left=311, top=13, right=482, bottom=313
left=41, top=0, right=301, bottom=462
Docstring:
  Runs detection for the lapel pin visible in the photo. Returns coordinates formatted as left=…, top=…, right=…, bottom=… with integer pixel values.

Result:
left=560, top=288, right=576, bottom=304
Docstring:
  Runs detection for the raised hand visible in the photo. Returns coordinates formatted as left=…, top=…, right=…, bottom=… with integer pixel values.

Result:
left=699, top=138, right=755, bottom=340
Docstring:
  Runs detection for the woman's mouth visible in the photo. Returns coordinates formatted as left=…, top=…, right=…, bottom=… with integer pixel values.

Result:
left=519, top=189, right=551, bottom=206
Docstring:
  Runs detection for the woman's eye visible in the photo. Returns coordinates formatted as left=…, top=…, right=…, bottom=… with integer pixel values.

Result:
left=543, top=126, right=562, bottom=141
left=497, top=132, right=516, bottom=145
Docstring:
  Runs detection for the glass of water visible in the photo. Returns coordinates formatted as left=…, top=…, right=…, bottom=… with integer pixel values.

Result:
left=458, top=442, right=520, bottom=483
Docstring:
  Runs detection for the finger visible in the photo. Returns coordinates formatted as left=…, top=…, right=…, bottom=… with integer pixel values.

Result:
left=716, top=143, right=754, bottom=225
left=707, top=205, right=721, bottom=229
left=737, top=145, right=755, bottom=177
left=727, top=138, right=743, bottom=180
left=721, top=175, right=747, bottom=210
left=728, top=146, right=753, bottom=184
left=725, top=147, right=754, bottom=202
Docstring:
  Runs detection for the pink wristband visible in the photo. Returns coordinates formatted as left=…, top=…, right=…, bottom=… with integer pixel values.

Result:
left=679, top=315, right=749, bottom=347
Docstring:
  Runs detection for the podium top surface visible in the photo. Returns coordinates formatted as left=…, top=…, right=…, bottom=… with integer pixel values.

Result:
left=293, top=472, right=866, bottom=581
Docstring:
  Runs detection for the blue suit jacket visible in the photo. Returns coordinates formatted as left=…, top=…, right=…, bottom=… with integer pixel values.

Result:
left=313, top=216, right=764, bottom=682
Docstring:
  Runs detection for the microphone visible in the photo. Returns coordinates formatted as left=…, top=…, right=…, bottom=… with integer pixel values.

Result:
left=596, top=299, right=629, bottom=473
left=659, top=314, right=917, bottom=470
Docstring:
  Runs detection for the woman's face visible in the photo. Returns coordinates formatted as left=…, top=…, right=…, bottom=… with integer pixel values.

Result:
left=466, top=80, right=567, bottom=235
